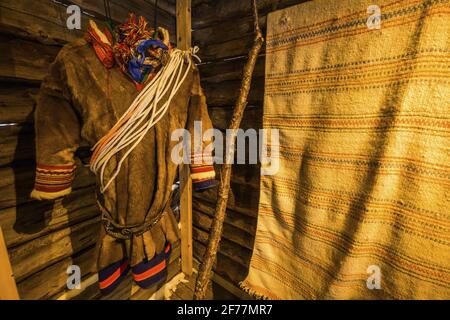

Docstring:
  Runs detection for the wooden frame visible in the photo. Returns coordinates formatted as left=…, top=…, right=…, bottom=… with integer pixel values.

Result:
left=176, top=0, right=193, bottom=277
left=0, top=227, right=19, bottom=300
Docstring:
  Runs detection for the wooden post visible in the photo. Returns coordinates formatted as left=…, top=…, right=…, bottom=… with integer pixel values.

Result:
left=194, top=0, right=264, bottom=300
left=176, top=0, right=192, bottom=50
left=179, top=164, right=193, bottom=276
left=0, top=227, right=20, bottom=300
left=177, top=0, right=193, bottom=276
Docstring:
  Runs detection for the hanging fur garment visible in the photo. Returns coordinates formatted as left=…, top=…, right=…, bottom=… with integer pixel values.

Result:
left=31, top=16, right=216, bottom=295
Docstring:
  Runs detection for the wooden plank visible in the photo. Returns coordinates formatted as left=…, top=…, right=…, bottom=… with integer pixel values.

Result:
left=17, top=245, right=96, bottom=300
left=193, top=14, right=266, bottom=47
left=0, top=0, right=83, bottom=45
left=0, top=34, right=61, bottom=83
left=0, top=186, right=99, bottom=248
left=0, top=0, right=175, bottom=45
left=176, top=0, right=191, bottom=49
left=193, top=198, right=257, bottom=235
left=208, top=105, right=262, bottom=130
left=0, top=85, right=38, bottom=124
left=193, top=180, right=260, bottom=217
left=198, top=34, right=259, bottom=62
left=192, top=209, right=255, bottom=250
left=0, top=124, right=35, bottom=166
left=0, top=227, right=20, bottom=299
left=199, top=56, right=265, bottom=84
left=193, top=240, right=248, bottom=285
left=211, top=270, right=253, bottom=300
left=8, top=216, right=101, bottom=281
left=193, top=227, right=251, bottom=268
left=202, top=77, right=264, bottom=107
left=111, top=0, right=176, bottom=28
left=179, top=163, right=193, bottom=276
left=177, top=0, right=193, bottom=277
left=192, top=1, right=311, bottom=62
left=171, top=268, right=214, bottom=300
left=71, top=0, right=176, bottom=36
left=192, top=0, right=310, bottom=29
left=64, top=274, right=102, bottom=300
left=0, top=163, right=96, bottom=211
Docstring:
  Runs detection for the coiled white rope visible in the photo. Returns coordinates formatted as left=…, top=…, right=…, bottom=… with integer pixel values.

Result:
left=90, top=47, right=201, bottom=192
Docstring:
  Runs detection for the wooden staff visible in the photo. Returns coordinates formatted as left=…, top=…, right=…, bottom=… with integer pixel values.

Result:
left=194, top=0, right=264, bottom=300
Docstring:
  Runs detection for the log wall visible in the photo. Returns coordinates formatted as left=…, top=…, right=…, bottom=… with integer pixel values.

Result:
left=0, top=0, right=176, bottom=300
left=191, top=0, right=311, bottom=287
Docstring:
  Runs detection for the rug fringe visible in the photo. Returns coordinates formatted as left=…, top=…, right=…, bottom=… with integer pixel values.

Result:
left=239, top=280, right=270, bottom=300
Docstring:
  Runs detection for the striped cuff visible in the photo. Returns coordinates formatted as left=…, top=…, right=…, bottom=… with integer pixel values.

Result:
left=190, top=155, right=216, bottom=191
left=132, top=242, right=172, bottom=289
left=31, top=163, right=76, bottom=200
left=98, top=258, right=130, bottom=295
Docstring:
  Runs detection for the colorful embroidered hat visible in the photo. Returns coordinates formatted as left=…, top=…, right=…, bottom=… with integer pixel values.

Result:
left=86, top=13, right=172, bottom=91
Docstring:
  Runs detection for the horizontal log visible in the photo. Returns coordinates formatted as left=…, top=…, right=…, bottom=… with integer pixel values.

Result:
left=203, top=77, right=264, bottom=107
left=194, top=240, right=248, bottom=285
left=0, top=162, right=96, bottom=211
left=0, top=123, right=95, bottom=168
left=193, top=15, right=266, bottom=47
left=66, top=274, right=102, bottom=300
left=197, top=34, right=257, bottom=62
left=192, top=0, right=310, bottom=29
left=192, top=209, right=255, bottom=250
left=208, top=105, right=262, bottom=130
left=0, top=34, right=60, bottom=82
left=17, top=244, right=96, bottom=300
left=9, top=216, right=101, bottom=281
left=71, top=0, right=176, bottom=37
left=193, top=1, right=311, bottom=61
left=194, top=179, right=260, bottom=217
left=0, top=123, right=35, bottom=166
left=193, top=198, right=257, bottom=235
left=0, top=85, right=38, bottom=124
left=199, top=56, right=265, bottom=83
left=0, top=0, right=175, bottom=46
left=193, top=226, right=251, bottom=268
left=230, top=164, right=260, bottom=189
left=0, top=185, right=99, bottom=248
left=0, top=0, right=83, bottom=45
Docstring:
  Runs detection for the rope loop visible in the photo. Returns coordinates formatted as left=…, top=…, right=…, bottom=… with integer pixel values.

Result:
left=90, top=47, right=200, bottom=192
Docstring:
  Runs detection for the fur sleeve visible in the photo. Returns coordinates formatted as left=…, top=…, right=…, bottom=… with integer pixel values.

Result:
left=186, top=67, right=217, bottom=192
left=31, top=54, right=81, bottom=200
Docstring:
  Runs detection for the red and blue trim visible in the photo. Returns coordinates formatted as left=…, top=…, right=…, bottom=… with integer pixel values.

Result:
left=190, top=163, right=216, bottom=192
left=132, top=242, right=172, bottom=289
left=31, top=163, right=76, bottom=200
left=98, top=258, right=130, bottom=295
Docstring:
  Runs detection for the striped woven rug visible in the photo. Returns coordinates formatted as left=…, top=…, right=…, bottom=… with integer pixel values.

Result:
left=241, top=0, right=450, bottom=299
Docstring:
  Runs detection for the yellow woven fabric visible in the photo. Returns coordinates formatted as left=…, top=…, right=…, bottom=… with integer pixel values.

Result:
left=242, top=0, right=450, bottom=299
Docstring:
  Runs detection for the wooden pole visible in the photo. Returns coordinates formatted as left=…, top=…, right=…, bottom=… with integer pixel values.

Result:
left=0, top=227, right=20, bottom=300
left=176, top=0, right=192, bottom=49
left=194, top=0, right=264, bottom=300
left=176, top=0, right=193, bottom=277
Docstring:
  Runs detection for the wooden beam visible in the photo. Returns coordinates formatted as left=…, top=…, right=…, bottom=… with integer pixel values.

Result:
left=179, top=164, right=193, bottom=276
left=176, top=0, right=192, bottom=50
left=0, top=227, right=19, bottom=300
left=176, top=0, right=193, bottom=277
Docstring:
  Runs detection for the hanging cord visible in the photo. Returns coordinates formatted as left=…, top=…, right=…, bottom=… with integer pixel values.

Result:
left=154, top=0, right=159, bottom=30
left=90, top=47, right=201, bottom=192
left=103, top=0, right=112, bottom=22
